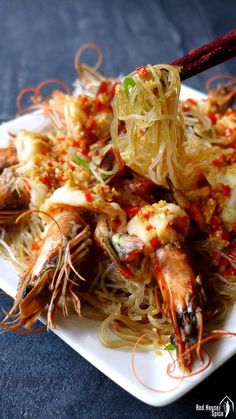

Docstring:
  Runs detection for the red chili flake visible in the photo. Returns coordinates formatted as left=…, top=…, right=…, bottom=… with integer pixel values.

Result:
left=96, top=82, right=120, bottom=101
left=146, top=225, right=153, bottom=231
left=182, top=103, right=190, bottom=112
left=187, top=98, right=197, bottom=106
left=81, top=148, right=89, bottom=157
left=124, top=206, right=140, bottom=218
left=207, top=111, right=217, bottom=125
left=150, top=237, right=160, bottom=249
left=222, top=184, right=231, bottom=197
left=95, top=98, right=105, bottom=112
left=212, top=158, right=222, bottom=167
left=142, top=211, right=155, bottom=220
left=85, top=191, right=92, bottom=202
left=225, top=108, right=233, bottom=116
left=31, top=242, right=40, bottom=251
left=225, top=128, right=233, bottom=138
left=48, top=162, right=54, bottom=167
left=40, top=173, right=50, bottom=186
left=69, top=164, right=75, bottom=171
left=97, top=81, right=110, bottom=96
left=73, top=139, right=80, bottom=147
left=57, top=175, right=65, bottom=183
left=136, top=66, right=149, bottom=78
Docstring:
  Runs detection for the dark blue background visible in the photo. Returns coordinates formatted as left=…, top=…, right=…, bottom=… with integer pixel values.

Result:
left=0, top=1, right=235, bottom=418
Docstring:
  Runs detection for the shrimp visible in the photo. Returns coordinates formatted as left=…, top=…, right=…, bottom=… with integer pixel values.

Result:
left=5, top=184, right=127, bottom=328
left=127, top=201, right=204, bottom=371
left=5, top=207, right=92, bottom=329
left=44, top=184, right=142, bottom=278
left=14, top=130, right=52, bottom=164
left=0, top=166, right=48, bottom=224
left=44, top=184, right=143, bottom=276
left=45, top=91, right=113, bottom=146
left=0, top=168, right=31, bottom=223
left=0, top=130, right=53, bottom=223
left=43, top=184, right=127, bottom=233
left=0, top=146, right=18, bottom=173
left=206, top=163, right=236, bottom=229
left=155, top=243, right=203, bottom=371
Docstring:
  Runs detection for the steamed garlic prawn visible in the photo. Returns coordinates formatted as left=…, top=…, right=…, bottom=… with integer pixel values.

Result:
left=5, top=206, right=92, bottom=329
left=129, top=202, right=204, bottom=371
left=0, top=145, right=18, bottom=173
left=0, top=130, right=51, bottom=224
left=40, top=79, right=116, bottom=148
left=0, top=167, right=31, bottom=224
left=96, top=199, right=204, bottom=371
left=4, top=184, right=127, bottom=328
left=179, top=87, right=236, bottom=294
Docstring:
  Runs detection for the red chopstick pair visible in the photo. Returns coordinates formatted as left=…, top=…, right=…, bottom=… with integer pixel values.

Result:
left=171, top=29, right=236, bottom=81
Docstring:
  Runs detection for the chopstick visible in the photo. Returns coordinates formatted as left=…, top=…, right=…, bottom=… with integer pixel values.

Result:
left=171, top=29, right=236, bottom=81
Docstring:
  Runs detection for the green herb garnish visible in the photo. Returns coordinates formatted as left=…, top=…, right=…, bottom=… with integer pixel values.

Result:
left=124, top=77, right=135, bottom=96
left=72, top=154, right=90, bottom=170
left=166, top=343, right=175, bottom=351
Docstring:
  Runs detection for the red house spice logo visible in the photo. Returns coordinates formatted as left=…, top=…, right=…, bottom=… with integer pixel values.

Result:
left=196, top=396, right=234, bottom=417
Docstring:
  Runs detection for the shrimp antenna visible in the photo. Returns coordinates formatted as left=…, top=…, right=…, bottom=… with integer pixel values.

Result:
left=74, top=44, right=103, bottom=74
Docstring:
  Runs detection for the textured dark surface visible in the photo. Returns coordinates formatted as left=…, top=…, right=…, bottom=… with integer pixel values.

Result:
left=0, top=1, right=236, bottom=418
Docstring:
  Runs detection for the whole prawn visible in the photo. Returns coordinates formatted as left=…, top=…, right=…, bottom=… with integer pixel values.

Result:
left=5, top=207, right=92, bottom=329
left=94, top=199, right=205, bottom=371
left=4, top=184, right=127, bottom=328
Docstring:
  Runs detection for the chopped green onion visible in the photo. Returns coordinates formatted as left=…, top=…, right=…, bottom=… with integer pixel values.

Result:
left=124, top=77, right=135, bottom=96
left=72, top=154, right=90, bottom=170
left=166, top=343, right=175, bottom=351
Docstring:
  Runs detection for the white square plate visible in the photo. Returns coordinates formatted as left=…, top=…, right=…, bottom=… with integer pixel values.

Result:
left=0, top=85, right=235, bottom=406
